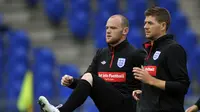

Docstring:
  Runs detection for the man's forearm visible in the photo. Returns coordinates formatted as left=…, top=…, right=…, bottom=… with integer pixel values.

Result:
left=68, top=78, right=80, bottom=89
left=148, top=76, right=189, bottom=95
left=149, top=77, right=166, bottom=90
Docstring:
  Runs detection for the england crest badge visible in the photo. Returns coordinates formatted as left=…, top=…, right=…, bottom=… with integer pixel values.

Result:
left=117, top=58, right=126, bottom=68
left=153, top=51, right=161, bottom=60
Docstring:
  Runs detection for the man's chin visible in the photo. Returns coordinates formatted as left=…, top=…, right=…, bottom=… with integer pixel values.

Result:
left=145, top=35, right=150, bottom=38
left=107, top=41, right=118, bottom=45
left=106, top=40, right=113, bottom=44
left=146, top=36, right=153, bottom=40
left=106, top=40, right=110, bottom=44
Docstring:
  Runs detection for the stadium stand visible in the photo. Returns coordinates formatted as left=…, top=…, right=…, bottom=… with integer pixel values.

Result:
left=0, top=0, right=199, bottom=111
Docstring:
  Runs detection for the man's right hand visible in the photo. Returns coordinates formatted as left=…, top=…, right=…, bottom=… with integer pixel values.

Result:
left=185, top=105, right=198, bottom=112
left=61, top=75, right=74, bottom=87
left=132, top=90, right=142, bottom=101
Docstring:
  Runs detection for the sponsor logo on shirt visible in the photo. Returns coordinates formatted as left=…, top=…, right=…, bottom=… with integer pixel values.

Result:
left=98, top=72, right=126, bottom=82
left=144, top=66, right=157, bottom=76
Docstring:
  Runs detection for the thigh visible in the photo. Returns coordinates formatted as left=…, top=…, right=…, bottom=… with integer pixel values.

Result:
left=90, top=75, right=133, bottom=112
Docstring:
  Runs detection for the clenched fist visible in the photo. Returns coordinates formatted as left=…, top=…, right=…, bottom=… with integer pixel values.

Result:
left=132, top=90, right=142, bottom=101
left=61, top=75, right=74, bottom=87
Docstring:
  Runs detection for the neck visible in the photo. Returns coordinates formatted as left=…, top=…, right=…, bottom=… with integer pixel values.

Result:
left=150, top=32, right=166, bottom=42
left=110, top=36, right=126, bottom=47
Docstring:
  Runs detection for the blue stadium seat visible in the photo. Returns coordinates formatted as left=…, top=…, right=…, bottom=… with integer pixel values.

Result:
left=59, top=64, right=80, bottom=78
left=93, top=9, right=113, bottom=44
left=33, top=64, right=54, bottom=94
left=6, top=62, right=27, bottom=111
left=94, top=9, right=116, bottom=29
left=187, top=63, right=193, bottom=81
left=128, top=28, right=144, bottom=48
left=169, top=11, right=188, bottom=37
left=4, top=47, right=28, bottom=73
left=127, top=0, right=147, bottom=27
left=94, top=30, right=107, bottom=49
left=0, top=46, right=4, bottom=106
left=69, top=0, right=90, bottom=12
left=34, top=63, right=53, bottom=77
left=186, top=62, right=194, bottom=96
left=97, top=0, right=119, bottom=14
left=7, top=80, right=23, bottom=112
left=188, top=46, right=200, bottom=83
left=94, top=36, right=107, bottom=49
left=7, top=80, right=22, bottom=99
left=44, top=0, right=65, bottom=24
left=7, top=30, right=30, bottom=50
left=84, top=97, right=99, bottom=112
left=156, top=0, right=178, bottom=15
left=34, top=79, right=55, bottom=112
left=33, top=63, right=55, bottom=111
left=5, top=31, right=29, bottom=69
left=68, top=10, right=89, bottom=39
left=59, top=86, right=72, bottom=104
left=59, top=64, right=80, bottom=103
left=33, top=47, right=56, bottom=66
left=177, top=28, right=198, bottom=58
left=0, top=34, right=3, bottom=48
left=33, top=47, right=56, bottom=105
left=35, top=79, right=54, bottom=98
left=0, top=49, right=3, bottom=74
left=123, top=10, right=137, bottom=28
left=185, top=86, right=193, bottom=97
left=7, top=63, right=27, bottom=81
left=8, top=46, right=28, bottom=61
left=0, top=35, right=3, bottom=74
left=6, top=58, right=28, bottom=75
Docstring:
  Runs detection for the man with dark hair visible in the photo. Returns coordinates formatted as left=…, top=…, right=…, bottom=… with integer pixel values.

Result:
left=186, top=98, right=200, bottom=112
left=38, top=14, right=145, bottom=112
left=132, top=7, right=190, bottom=112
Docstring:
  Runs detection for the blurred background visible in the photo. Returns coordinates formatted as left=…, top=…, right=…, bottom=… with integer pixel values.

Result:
left=0, top=0, right=200, bottom=111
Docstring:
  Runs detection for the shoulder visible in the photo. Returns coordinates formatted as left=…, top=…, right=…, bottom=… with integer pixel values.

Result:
left=133, top=49, right=147, bottom=59
left=125, top=44, right=147, bottom=58
left=160, top=38, right=186, bottom=53
left=165, top=43, right=187, bottom=58
left=167, top=43, right=186, bottom=54
left=126, top=44, right=138, bottom=53
left=95, top=47, right=109, bottom=56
